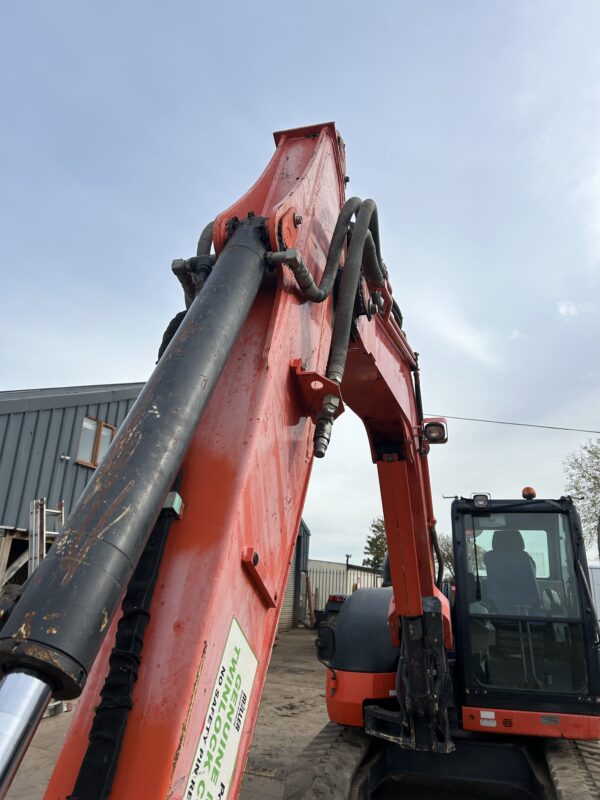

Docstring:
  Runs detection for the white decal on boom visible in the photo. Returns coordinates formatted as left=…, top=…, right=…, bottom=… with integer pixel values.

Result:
left=185, top=618, right=258, bottom=800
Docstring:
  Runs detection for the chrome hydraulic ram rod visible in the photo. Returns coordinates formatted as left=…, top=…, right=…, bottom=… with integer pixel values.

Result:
left=0, top=672, right=52, bottom=798
left=0, top=216, right=268, bottom=798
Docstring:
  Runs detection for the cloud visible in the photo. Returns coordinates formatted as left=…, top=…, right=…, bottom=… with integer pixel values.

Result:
left=575, top=158, right=600, bottom=279
left=509, top=328, right=525, bottom=340
left=557, top=300, right=596, bottom=320
left=424, top=301, right=499, bottom=368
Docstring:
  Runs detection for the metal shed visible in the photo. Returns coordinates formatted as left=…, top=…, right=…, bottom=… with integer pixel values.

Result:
left=279, top=519, right=311, bottom=631
left=0, top=383, right=143, bottom=583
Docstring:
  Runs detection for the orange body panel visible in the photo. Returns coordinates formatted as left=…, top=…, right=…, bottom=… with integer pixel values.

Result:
left=341, top=316, right=451, bottom=644
left=213, top=121, right=346, bottom=256
left=46, top=125, right=346, bottom=800
left=462, top=706, right=600, bottom=739
left=326, top=669, right=396, bottom=727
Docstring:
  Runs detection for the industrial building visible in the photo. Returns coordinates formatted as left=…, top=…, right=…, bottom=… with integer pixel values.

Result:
left=0, top=382, right=307, bottom=630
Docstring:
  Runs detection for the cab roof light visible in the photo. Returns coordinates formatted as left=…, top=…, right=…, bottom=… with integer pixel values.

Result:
left=424, top=420, right=448, bottom=444
left=472, top=493, right=491, bottom=509
left=522, top=486, right=537, bottom=500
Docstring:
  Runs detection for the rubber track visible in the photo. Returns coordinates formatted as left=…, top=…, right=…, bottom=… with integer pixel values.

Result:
left=283, top=723, right=371, bottom=800
left=286, top=728, right=600, bottom=799
left=545, top=739, right=600, bottom=800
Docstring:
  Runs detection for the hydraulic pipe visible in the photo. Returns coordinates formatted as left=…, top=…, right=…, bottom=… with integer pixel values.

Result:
left=0, top=217, right=268, bottom=792
left=196, top=219, right=214, bottom=257
left=362, top=230, right=385, bottom=288
left=313, top=199, right=381, bottom=458
left=268, top=197, right=362, bottom=303
left=327, top=199, right=378, bottom=385
left=0, top=671, right=52, bottom=799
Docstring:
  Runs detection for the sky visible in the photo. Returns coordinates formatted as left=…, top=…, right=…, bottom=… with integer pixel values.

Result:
left=1, top=2, right=599, bottom=562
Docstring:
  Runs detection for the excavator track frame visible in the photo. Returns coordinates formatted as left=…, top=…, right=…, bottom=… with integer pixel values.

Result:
left=285, top=723, right=600, bottom=800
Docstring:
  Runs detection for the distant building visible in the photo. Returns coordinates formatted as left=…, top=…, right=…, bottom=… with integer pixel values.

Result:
left=0, top=382, right=308, bottom=632
left=308, top=557, right=382, bottom=612
left=0, top=383, right=143, bottom=584
left=280, top=520, right=311, bottom=631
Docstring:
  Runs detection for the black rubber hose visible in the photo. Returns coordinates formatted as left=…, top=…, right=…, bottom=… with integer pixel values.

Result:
left=157, top=310, right=187, bottom=361
left=196, top=220, right=214, bottom=257
left=69, top=498, right=178, bottom=799
left=327, top=199, right=378, bottom=384
left=320, top=197, right=363, bottom=297
left=366, top=201, right=383, bottom=267
left=430, top=524, right=444, bottom=589
left=281, top=197, right=362, bottom=303
left=313, top=199, right=382, bottom=457
left=413, top=360, right=424, bottom=423
left=362, top=230, right=385, bottom=288
left=276, top=197, right=387, bottom=303
left=392, top=299, right=403, bottom=329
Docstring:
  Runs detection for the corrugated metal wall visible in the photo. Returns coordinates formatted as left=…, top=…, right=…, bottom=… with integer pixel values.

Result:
left=278, top=520, right=311, bottom=632
left=308, top=566, right=382, bottom=612
left=0, top=384, right=143, bottom=531
left=279, top=566, right=296, bottom=631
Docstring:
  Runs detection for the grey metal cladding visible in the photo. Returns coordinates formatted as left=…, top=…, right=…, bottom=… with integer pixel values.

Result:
left=0, top=383, right=143, bottom=530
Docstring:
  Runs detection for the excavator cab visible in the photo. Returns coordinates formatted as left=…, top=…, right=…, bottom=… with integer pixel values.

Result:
left=451, top=493, right=600, bottom=737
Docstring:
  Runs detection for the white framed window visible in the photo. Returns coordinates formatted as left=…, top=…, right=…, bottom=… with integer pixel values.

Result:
left=76, top=416, right=116, bottom=468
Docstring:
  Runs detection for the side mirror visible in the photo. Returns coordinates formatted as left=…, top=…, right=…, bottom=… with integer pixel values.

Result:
left=315, top=625, right=336, bottom=662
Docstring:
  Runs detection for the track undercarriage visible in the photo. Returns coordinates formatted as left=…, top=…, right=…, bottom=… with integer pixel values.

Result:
left=284, top=723, right=600, bottom=800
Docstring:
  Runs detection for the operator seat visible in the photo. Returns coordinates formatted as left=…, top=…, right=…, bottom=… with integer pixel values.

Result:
left=484, top=530, right=542, bottom=615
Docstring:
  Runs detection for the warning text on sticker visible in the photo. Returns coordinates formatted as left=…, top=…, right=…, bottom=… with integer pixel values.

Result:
left=187, top=644, right=251, bottom=800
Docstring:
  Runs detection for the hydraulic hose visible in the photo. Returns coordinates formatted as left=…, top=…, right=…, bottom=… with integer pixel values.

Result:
left=269, top=195, right=393, bottom=460
left=313, top=199, right=381, bottom=457
left=172, top=220, right=215, bottom=308
left=326, top=199, right=378, bottom=384
left=430, top=524, right=444, bottom=589
left=196, top=220, right=214, bottom=257
left=317, top=196, right=363, bottom=300
left=268, top=196, right=389, bottom=458
left=362, top=230, right=385, bottom=289
left=269, top=197, right=388, bottom=307
left=268, top=197, right=362, bottom=303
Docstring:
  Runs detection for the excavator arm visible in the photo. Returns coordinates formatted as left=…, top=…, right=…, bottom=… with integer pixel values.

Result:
left=0, top=122, right=449, bottom=799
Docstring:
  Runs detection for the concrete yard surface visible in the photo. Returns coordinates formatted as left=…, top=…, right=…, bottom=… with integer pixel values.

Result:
left=6, top=627, right=328, bottom=800
left=240, top=628, right=329, bottom=799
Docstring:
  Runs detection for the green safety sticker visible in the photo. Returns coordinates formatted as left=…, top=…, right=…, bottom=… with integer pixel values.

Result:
left=185, top=618, right=258, bottom=800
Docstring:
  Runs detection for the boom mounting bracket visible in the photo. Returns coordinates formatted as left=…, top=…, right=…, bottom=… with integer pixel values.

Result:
left=290, top=359, right=345, bottom=424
